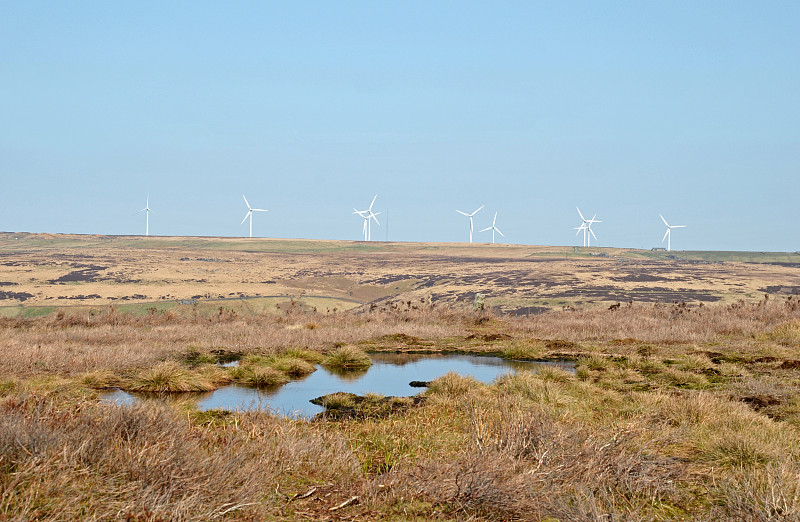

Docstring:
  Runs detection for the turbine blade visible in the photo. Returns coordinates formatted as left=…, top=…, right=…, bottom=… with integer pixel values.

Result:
left=252, top=208, right=268, bottom=212
left=660, top=214, right=669, bottom=227
left=576, top=207, right=585, bottom=221
left=369, top=194, right=377, bottom=210
left=590, top=228, right=597, bottom=241
left=480, top=226, right=492, bottom=232
left=672, top=225, right=686, bottom=228
left=243, top=195, right=251, bottom=210
left=662, top=229, right=670, bottom=242
left=456, top=210, right=469, bottom=216
left=241, top=212, right=251, bottom=225
left=493, top=212, right=497, bottom=225
left=496, top=227, right=505, bottom=237
left=472, top=205, right=484, bottom=215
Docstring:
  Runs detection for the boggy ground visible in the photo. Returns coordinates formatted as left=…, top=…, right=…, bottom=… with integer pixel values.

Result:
left=1, top=295, right=800, bottom=520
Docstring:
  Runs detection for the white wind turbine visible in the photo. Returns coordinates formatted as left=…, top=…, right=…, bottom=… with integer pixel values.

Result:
left=353, top=195, right=380, bottom=241
left=574, top=207, right=601, bottom=247
left=136, top=195, right=151, bottom=236
left=480, top=212, right=504, bottom=244
left=660, top=214, right=686, bottom=251
left=241, top=195, right=268, bottom=238
left=456, top=205, right=484, bottom=243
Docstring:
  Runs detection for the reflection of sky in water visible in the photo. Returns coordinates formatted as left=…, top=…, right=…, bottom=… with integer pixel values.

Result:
left=101, top=354, right=574, bottom=419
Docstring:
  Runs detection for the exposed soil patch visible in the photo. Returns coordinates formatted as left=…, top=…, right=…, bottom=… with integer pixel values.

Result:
left=545, top=339, right=578, bottom=350
left=466, top=332, right=512, bottom=342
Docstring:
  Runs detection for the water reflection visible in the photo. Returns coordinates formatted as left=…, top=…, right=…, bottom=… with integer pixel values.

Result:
left=101, top=354, right=574, bottom=419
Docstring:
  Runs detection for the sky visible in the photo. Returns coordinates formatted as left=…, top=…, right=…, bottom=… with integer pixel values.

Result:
left=1, top=1, right=798, bottom=251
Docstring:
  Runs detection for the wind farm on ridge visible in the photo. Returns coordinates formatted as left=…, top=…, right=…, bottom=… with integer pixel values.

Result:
left=132, top=193, right=693, bottom=252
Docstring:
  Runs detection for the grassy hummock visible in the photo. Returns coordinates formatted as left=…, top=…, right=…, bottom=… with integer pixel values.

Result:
left=321, top=345, right=372, bottom=371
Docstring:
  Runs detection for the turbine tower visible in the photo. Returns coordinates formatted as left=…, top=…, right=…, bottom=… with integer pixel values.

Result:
left=136, top=195, right=151, bottom=236
left=241, top=195, right=268, bottom=238
left=456, top=205, right=484, bottom=243
left=575, top=207, right=601, bottom=247
left=353, top=195, right=380, bottom=241
left=660, top=214, right=686, bottom=251
left=480, top=212, right=504, bottom=244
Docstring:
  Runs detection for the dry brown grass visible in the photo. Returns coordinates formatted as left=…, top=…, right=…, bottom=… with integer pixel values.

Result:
left=1, top=298, right=800, bottom=519
left=0, top=392, right=359, bottom=520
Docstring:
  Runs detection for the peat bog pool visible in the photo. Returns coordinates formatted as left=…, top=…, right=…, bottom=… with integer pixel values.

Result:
left=102, top=353, right=575, bottom=419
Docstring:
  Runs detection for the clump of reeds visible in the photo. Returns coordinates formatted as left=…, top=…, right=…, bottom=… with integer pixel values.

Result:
left=321, top=345, right=372, bottom=371
left=127, top=361, right=216, bottom=392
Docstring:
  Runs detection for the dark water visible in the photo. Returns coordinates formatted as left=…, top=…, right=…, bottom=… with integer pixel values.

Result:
left=101, top=354, right=574, bottom=419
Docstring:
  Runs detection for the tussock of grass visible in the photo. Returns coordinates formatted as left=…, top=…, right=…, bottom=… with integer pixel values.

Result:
left=769, top=320, right=800, bottom=346
left=235, top=366, right=289, bottom=388
left=195, top=364, right=233, bottom=386
left=534, top=365, right=574, bottom=383
left=500, top=340, right=543, bottom=360
left=127, top=362, right=216, bottom=393
left=268, top=356, right=315, bottom=377
left=427, top=372, right=481, bottom=396
left=322, top=345, right=372, bottom=371
left=280, top=347, right=324, bottom=364
left=0, top=378, right=18, bottom=396
left=81, top=370, right=124, bottom=390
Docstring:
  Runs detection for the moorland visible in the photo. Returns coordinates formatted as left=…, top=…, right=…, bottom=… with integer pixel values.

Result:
left=1, top=232, right=800, bottom=520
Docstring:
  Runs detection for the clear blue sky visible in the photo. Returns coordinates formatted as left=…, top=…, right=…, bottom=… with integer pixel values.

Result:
left=2, top=2, right=798, bottom=251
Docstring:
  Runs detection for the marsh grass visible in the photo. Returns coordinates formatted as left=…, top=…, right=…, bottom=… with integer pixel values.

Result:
left=127, top=361, right=217, bottom=393
left=500, top=339, right=543, bottom=360
left=268, top=356, right=316, bottom=377
left=81, top=370, right=123, bottom=389
left=322, top=345, right=372, bottom=371
left=427, top=372, right=482, bottom=396
left=1, top=300, right=800, bottom=519
left=232, top=365, right=289, bottom=388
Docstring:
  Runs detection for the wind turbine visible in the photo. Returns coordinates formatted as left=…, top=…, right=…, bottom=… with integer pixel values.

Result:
left=456, top=205, right=484, bottom=243
left=136, top=195, right=151, bottom=236
left=353, top=195, right=380, bottom=241
left=480, top=212, right=504, bottom=244
left=241, top=195, right=268, bottom=238
left=575, top=207, right=601, bottom=247
left=660, top=214, right=686, bottom=251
